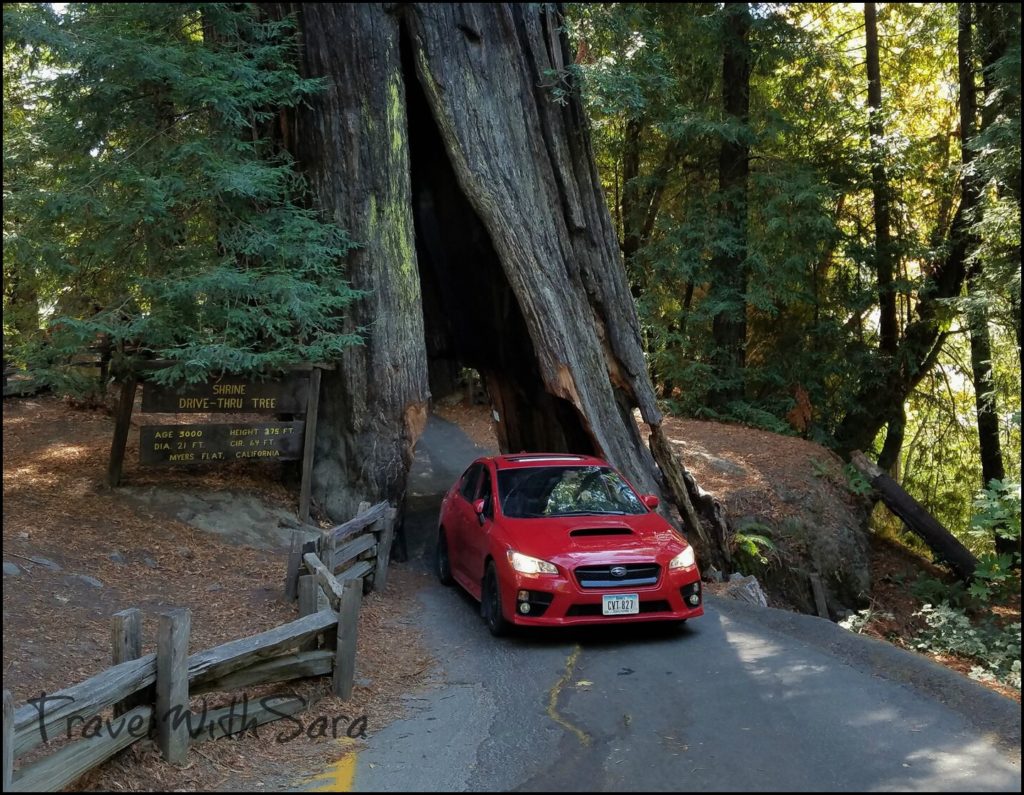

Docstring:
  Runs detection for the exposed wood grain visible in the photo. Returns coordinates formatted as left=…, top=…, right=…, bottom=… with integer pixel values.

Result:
left=9, top=706, right=152, bottom=793
left=3, top=690, right=13, bottom=790
left=12, top=654, right=157, bottom=759
left=332, top=534, right=377, bottom=572
left=111, top=609, right=145, bottom=717
left=303, top=553, right=345, bottom=608
left=372, top=508, right=398, bottom=592
left=186, top=610, right=338, bottom=689
left=325, top=502, right=389, bottom=545
left=284, top=530, right=305, bottom=602
left=297, top=574, right=320, bottom=652
left=809, top=574, right=830, bottom=619
left=156, top=609, right=191, bottom=764
left=336, top=560, right=373, bottom=584
left=334, top=581, right=362, bottom=699
left=191, top=650, right=332, bottom=695
left=189, top=696, right=307, bottom=744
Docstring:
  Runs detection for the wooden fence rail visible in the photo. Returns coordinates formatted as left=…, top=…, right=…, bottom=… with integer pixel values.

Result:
left=4, top=500, right=390, bottom=791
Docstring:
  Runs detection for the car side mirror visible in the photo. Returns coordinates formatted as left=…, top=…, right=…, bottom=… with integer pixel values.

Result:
left=642, top=494, right=660, bottom=509
left=473, top=498, right=486, bottom=524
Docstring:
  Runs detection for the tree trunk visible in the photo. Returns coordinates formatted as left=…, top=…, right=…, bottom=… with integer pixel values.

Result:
left=864, top=2, right=898, bottom=360
left=851, top=452, right=978, bottom=582
left=282, top=3, right=725, bottom=566
left=709, top=2, right=751, bottom=410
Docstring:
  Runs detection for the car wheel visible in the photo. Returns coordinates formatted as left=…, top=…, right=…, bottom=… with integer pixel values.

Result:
left=436, top=529, right=454, bottom=586
left=482, top=562, right=509, bottom=637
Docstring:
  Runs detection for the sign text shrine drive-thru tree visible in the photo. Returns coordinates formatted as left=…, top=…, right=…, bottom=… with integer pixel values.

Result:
left=277, top=3, right=728, bottom=565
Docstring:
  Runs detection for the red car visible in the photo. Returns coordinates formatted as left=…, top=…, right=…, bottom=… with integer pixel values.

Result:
left=435, top=453, right=703, bottom=635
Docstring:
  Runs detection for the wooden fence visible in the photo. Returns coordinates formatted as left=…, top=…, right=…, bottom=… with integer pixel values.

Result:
left=2, top=501, right=397, bottom=793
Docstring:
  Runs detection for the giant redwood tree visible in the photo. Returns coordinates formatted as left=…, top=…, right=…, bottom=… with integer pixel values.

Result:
left=273, top=3, right=728, bottom=564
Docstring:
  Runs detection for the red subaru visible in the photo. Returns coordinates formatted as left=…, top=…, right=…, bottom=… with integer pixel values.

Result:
left=435, top=453, right=703, bottom=635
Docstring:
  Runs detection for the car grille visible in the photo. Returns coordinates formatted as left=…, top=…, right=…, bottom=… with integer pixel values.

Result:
left=574, top=563, right=660, bottom=589
left=566, top=600, right=671, bottom=617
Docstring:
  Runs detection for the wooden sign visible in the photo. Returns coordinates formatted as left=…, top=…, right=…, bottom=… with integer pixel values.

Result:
left=140, top=422, right=305, bottom=465
left=141, top=376, right=309, bottom=414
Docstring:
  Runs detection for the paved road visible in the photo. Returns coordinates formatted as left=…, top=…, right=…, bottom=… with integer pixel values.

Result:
left=316, top=415, right=1022, bottom=792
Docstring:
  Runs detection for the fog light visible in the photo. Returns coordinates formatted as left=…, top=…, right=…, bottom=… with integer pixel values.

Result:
left=518, top=590, right=530, bottom=602
left=520, top=602, right=532, bottom=614
left=689, top=594, right=701, bottom=606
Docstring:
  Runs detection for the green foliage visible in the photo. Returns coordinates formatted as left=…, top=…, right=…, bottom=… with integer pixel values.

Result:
left=731, top=524, right=777, bottom=569
left=842, top=464, right=873, bottom=497
left=839, top=607, right=895, bottom=635
left=3, top=3, right=362, bottom=389
left=913, top=603, right=1021, bottom=690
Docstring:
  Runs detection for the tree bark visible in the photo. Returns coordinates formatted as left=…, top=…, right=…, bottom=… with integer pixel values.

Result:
left=851, top=452, right=978, bottom=582
left=709, top=2, right=751, bottom=410
left=864, top=2, right=898, bottom=360
left=280, top=3, right=726, bottom=566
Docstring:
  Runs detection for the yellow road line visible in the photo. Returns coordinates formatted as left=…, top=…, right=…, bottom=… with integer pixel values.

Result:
left=304, top=738, right=359, bottom=792
left=546, top=643, right=591, bottom=747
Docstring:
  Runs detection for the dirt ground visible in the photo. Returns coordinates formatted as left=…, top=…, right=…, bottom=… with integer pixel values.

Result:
left=435, top=399, right=1021, bottom=703
left=2, top=394, right=435, bottom=791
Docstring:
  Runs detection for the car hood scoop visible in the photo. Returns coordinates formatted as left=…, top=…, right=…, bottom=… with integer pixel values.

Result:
left=568, top=527, right=634, bottom=538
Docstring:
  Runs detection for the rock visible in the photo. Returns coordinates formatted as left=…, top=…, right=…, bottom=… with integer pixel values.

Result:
left=355, top=676, right=373, bottom=688
left=108, top=552, right=128, bottom=565
left=705, top=566, right=724, bottom=583
left=177, top=547, right=194, bottom=560
left=75, top=574, right=104, bottom=589
left=29, top=555, right=62, bottom=571
left=722, top=575, right=769, bottom=608
left=206, top=583, right=224, bottom=592
left=142, top=556, right=158, bottom=569
left=3, top=561, right=21, bottom=577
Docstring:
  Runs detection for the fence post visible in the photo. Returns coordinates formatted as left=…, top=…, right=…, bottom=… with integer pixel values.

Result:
left=298, top=575, right=319, bottom=652
left=156, top=609, right=191, bottom=764
left=3, top=689, right=13, bottom=790
left=372, top=507, right=397, bottom=593
left=284, top=530, right=304, bottom=602
left=333, top=581, right=361, bottom=700
left=111, top=608, right=144, bottom=716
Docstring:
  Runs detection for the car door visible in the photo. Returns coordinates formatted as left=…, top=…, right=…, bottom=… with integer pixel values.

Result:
left=449, top=463, right=483, bottom=583
left=462, top=464, right=495, bottom=587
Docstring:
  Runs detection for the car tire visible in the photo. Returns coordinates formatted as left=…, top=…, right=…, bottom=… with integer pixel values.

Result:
left=436, top=529, right=454, bottom=586
left=482, top=562, right=510, bottom=637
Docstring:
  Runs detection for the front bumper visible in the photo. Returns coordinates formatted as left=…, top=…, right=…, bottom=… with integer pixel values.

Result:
left=501, top=565, right=704, bottom=626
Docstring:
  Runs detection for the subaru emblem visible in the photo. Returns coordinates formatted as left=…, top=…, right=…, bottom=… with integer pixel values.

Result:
left=610, top=566, right=627, bottom=578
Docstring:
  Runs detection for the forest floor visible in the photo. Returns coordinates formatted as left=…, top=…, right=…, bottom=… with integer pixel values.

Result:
left=435, top=399, right=1021, bottom=704
left=2, top=393, right=436, bottom=791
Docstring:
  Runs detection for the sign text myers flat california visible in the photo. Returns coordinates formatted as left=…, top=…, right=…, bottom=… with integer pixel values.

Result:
left=141, top=376, right=309, bottom=414
left=140, top=422, right=305, bottom=465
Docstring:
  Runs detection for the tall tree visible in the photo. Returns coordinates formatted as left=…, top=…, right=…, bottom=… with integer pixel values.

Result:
left=708, top=2, right=752, bottom=409
left=275, top=3, right=726, bottom=562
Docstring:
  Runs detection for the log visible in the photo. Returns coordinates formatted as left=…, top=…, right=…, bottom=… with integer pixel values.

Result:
left=851, top=451, right=979, bottom=580
left=191, top=650, right=334, bottom=696
left=12, top=654, right=157, bottom=759
left=325, top=502, right=389, bottom=545
left=156, top=609, right=191, bottom=764
left=8, top=706, right=152, bottom=793
left=332, top=534, right=377, bottom=572
left=188, top=696, right=307, bottom=744
left=186, top=609, right=337, bottom=689
left=303, top=553, right=345, bottom=608
left=809, top=574, right=830, bottom=619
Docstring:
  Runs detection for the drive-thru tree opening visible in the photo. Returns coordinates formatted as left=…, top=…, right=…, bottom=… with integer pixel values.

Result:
left=277, top=3, right=728, bottom=567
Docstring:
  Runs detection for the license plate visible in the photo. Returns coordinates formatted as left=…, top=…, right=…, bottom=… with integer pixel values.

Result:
left=602, top=594, right=639, bottom=615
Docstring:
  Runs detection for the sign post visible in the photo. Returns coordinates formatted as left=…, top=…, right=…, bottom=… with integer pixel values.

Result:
left=107, top=365, right=327, bottom=524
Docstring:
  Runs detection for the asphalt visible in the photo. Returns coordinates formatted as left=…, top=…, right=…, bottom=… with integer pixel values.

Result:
left=306, top=414, right=1022, bottom=792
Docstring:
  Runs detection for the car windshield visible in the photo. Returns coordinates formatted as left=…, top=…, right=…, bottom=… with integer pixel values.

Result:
left=497, top=465, right=646, bottom=519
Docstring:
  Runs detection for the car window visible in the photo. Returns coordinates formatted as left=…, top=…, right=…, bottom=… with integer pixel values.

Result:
left=459, top=464, right=483, bottom=501
left=497, top=465, right=645, bottom=518
left=478, top=468, right=494, bottom=518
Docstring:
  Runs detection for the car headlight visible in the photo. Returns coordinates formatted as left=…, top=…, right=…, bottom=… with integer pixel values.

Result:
left=668, top=546, right=696, bottom=570
left=507, top=550, right=558, bottom=575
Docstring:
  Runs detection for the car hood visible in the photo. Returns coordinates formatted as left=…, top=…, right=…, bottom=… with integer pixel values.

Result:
left=500, top=512, right=688, bottom=568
